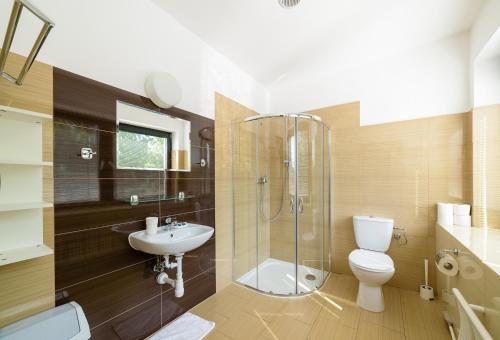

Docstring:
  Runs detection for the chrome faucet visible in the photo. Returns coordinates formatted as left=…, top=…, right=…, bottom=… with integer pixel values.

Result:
left=165, top=217, right=176, bottom=231
left=165, top=217, right=187, bottom=230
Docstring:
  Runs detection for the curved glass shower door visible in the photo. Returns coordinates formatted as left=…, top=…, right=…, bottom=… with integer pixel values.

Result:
left=296, top=117, right=327, bottom=293
left=232, top=114, right=330, bottom=296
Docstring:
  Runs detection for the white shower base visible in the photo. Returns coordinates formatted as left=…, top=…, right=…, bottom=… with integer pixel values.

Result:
left=236, top=258, right=328, bottom=295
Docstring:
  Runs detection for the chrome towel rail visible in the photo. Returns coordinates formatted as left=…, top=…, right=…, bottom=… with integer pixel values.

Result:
left=0, top=0, right=54, bottom=85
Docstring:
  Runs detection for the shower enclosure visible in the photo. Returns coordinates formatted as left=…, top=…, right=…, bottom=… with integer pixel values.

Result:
left=232, top=113, right=331, bottom=295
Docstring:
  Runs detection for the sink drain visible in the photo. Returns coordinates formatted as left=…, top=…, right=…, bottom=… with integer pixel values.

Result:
left=305, top=274, right=316, bottom=281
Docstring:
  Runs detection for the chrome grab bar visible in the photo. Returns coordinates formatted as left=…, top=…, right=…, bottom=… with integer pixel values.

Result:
left=452, top=288, right=492, bottom=340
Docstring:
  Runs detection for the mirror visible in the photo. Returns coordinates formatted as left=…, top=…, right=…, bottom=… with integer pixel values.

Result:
left=116, top=101, right=191, bottom=172
left=472, top=27, right=500, bottom=228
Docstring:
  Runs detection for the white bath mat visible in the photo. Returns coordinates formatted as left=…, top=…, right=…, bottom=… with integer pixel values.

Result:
left=148, top=312, right=215, bottom=340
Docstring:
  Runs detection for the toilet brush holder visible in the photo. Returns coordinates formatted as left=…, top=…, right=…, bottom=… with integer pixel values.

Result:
left=420, top=285, right=434, bottom=300
left=420, top=258, right=434, bottom=300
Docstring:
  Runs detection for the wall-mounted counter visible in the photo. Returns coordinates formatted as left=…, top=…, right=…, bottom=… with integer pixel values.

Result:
left=438, top=223, right=500, bottom=276
left=436, top=223, right=500, bottom=339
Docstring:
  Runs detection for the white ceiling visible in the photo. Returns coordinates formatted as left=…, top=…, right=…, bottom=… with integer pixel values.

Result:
left=154, top=0, right=484, bottom=85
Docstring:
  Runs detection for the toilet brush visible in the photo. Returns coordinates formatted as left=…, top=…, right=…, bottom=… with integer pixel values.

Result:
left=420, top=259, right=435, bottom=300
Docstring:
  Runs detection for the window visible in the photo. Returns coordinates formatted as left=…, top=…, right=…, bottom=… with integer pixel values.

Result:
left=117, top=123, right=171, bottom=170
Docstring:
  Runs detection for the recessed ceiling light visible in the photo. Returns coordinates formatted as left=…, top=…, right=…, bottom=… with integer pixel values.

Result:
left=278, top=0, right=301, bottom=9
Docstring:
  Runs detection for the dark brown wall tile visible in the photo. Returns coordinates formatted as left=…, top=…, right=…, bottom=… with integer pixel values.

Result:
left=54, top=68, right=216, bottom=339
left=162, top=208, right=215, bottom=229
left=55, top=177, right=160, bottom=205
left=90, top=296, right=161, bottom=340
left=54, top=122, right=162, bottom=179
left=55, top=221, right=152, bottom=289
left=162, top=237, right=215, bottom=283
left=55, top=176, right=160, bottom=234
left=161, top=268, right=216, bottom=325
left=55, top=201, right=159, bottom=234
left=54, top=68, right=118, bottom=132
left=54, top=68, right=214, bottom=148
left=160, top=179, right=215, bottom=216
left=56, top=259, right=160, bottom=328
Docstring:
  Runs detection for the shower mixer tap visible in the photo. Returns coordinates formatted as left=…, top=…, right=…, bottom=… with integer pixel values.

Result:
left=257, top=176, right=268, bottom=184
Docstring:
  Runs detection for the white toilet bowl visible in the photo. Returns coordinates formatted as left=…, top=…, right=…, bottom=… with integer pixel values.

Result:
left=349, top=249, right=395, bottom=312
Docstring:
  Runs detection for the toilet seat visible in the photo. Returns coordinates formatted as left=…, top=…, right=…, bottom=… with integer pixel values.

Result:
left=349, top=249, right=394, bottom=273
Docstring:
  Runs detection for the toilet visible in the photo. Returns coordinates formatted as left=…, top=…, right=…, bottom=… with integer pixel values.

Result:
left=349, top=216, right=395, bottom=312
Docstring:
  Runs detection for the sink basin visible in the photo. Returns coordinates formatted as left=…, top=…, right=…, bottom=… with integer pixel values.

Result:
left=128, top=224, right=214, bottom=255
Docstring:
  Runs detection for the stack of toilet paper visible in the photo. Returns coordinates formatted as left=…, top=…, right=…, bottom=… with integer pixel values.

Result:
left=437, top=203, right=471, bottom=227
left=453, top=204, right=471, bottom=227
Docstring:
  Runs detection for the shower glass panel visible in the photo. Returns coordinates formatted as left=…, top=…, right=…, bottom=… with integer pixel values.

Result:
left=296, top=117, right=325, bottom=293
left=233, top=113, right=331, bottom=296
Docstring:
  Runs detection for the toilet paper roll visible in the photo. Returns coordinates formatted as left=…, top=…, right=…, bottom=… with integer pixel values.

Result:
left=453, top=204, right=471, bottom=216
left=454, top=214, right=471, bottom=227
left=457, top=256, right=483, bottom=280
left=435, top=251, right=459, bottom=277
left=437, top=203, right=453, bottom=227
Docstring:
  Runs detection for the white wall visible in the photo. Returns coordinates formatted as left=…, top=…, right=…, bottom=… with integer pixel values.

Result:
left=470, top=0, right=500, bottom=107
left=475, top=56, right=500, bottom=107
left=268, top=32, right=471, bottom=126
left=0, top=0, right=267, bottom=119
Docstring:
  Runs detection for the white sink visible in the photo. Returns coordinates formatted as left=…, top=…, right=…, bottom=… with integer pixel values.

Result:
left=128, top=223, right=214, bottom=255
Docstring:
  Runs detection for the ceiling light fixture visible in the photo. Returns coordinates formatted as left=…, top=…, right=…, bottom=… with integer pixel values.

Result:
left=278, top=0, right=301, bottom=9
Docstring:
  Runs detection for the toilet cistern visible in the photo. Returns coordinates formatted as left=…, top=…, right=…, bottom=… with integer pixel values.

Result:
left=349, top=216, right=395, bottom=312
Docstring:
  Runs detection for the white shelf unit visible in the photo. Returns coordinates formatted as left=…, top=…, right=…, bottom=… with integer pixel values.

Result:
left=0, top=202, right=53, bottom=212
left=0, top=160, right=53, bottom=166
left=0, top=105, right=53, bottom=266
left=0, top=245, right=53, bottom=267
left=0, top=105, right=52, bottom=124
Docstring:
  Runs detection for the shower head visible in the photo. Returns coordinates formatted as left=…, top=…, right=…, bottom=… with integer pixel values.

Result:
left=278, top=0, right=301, bottom=8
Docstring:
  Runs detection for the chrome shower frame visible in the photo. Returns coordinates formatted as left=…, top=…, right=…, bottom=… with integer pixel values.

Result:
left=231, top=113, right=332, bottom=296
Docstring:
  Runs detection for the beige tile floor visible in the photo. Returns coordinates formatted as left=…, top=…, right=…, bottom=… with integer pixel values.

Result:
left=191, top=273, right=450, bottom=340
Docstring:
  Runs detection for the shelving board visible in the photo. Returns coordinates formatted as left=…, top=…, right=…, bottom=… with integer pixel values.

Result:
left=0, top=244, right=53, bottom=266
left=0, top=202, right=53, bottom=212
left=0, top=105, right=52, bottom=124
left=0, top=160, right=53, bottom=166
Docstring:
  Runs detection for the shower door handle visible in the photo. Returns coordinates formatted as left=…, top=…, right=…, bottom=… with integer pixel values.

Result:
left=298, top=197, right=304, bottom=214
left=290, top=197, right=304, bottom=213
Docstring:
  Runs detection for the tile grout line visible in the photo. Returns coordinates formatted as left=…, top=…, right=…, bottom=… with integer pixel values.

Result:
left=54, top=207, right=216, bottom=236
left=53, top=177, right=216, bottom=180
left=53, top=121, right=215, bottom=152
left=55, top=258, right=153, bottom=292
left=398, top=287, right=409, bottom=339
left=56, top=247, right=216, bottom=293
left=84, top=266, right=216, bottom=332
left=90, top=293, right=162, bottom=331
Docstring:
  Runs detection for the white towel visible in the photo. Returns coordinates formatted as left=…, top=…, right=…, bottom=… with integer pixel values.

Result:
left=148, top=312, right=215, bottom=340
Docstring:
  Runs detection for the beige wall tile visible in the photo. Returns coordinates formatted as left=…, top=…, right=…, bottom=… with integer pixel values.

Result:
left=215, top=93, right=259, bottom=291
left=0, top=50, right=53, bottom=115
left=314, top=101, right=471, bottom=291
left=217, top=95, right=472, bottom=294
